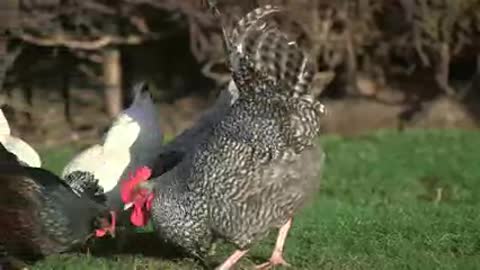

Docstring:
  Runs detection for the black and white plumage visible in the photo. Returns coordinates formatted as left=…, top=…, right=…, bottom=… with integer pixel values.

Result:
left=63, top=171, right=106, bottom=204
left=122, top=5, right=325, bottom=270
left=0, top=108, right=42, bottom=168
left=151, top=80, right=239, bottom=177
left=0, top=141, right=23, bottom=166
left=0, top=142, right=115, bottom=263
left=61, top=82, right=163, bottom=213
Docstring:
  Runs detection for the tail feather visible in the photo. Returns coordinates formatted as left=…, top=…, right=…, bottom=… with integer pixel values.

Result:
left=63, top=171, right=105, bottom=202
left=222, top=5, right=315, bottom=98
left=229, top=5, right=281, bottom=48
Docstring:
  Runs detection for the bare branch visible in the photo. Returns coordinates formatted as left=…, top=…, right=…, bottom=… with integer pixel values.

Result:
left=201, top=58, right=230, bottom=84
left=15, top=32, right=144, bottom=50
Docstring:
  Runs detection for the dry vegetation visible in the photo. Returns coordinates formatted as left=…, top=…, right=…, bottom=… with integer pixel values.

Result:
left=0, top=0, right=479, bottom=142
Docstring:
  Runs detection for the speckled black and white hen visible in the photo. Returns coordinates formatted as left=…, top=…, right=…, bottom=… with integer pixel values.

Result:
left=121, top=5, right=325, bottom=270
left=0, top=142, right=115, bottom=263
left=150, top=81, right=325, bottom=267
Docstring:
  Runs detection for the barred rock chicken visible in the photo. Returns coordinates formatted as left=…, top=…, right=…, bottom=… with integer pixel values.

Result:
left=122, top=5, right=325, bottom=270
left=61, top=82, right=163, bottom=213
left=0, top=142, right=115, bottom=262
left=0, top=108, right=42, bottom=167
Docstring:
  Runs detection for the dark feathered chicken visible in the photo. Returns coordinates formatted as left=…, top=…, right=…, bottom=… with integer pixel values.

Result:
left=121, top=5, right=325, bottom=270
left=0, top=143, right=115, bottom=263
left=0, top=142, right=22, bottom=166
left=151, top=80, right=239, bottom=177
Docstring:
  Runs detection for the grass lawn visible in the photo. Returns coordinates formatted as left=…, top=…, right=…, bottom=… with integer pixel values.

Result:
left=32, top=129, right=480, bottom=270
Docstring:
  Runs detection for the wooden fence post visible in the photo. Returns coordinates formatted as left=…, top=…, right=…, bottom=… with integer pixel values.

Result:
left=102, top=47, right=122, bottom=118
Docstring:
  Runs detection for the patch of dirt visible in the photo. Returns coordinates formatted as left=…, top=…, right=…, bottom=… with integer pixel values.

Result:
left=404, top=97, right=478, bottom=130
left=321, top=97, right=406, bottom=135
left=416, top=175, right=454, bottom=204
left=321, top=96, right=478, bottom=136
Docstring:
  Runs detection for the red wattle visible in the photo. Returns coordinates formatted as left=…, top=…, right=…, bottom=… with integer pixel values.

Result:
left=131, top=204, right=147, bottom=227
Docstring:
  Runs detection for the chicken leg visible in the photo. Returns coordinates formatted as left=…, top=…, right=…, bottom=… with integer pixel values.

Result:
left=216, top=249, right=249, bottom=270
left=255, top=218, right=293, bottom=269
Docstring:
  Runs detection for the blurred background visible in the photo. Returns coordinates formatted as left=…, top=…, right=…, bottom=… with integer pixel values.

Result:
left=0, top=0, right=479, bottom=148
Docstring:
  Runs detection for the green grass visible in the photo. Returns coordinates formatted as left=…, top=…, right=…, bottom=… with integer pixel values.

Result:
left=31, top=129, right=480, bottom=269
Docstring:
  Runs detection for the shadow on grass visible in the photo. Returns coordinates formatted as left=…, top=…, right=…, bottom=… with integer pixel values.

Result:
left=87, top=231, right=185, bottom=260
left=87, top=231, right=218, bottom=269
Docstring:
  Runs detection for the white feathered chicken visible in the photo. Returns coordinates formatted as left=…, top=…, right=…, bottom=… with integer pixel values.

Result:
left=61, top=82, right=163, bottom=212
left=0, top=108, right=42, bottom=167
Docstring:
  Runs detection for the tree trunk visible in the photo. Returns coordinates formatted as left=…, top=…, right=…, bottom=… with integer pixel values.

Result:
left=61, top=49, right=73, bottom=125
left=344, top=3, right=358, bottom=96
left=0, top=0, right=19, bottom=94
left=102, top=47, right=122, bottom=118
left=0, top=38, right=8, bottom=94
left=120, top=48, right=133, bottom=107
left=345, top=25, right=358, bottom=95
left=0, top=0, right=19, bottom=32
left=435, top=42, right=455, bottom=97
left=23, top=82, right=33, bottom=123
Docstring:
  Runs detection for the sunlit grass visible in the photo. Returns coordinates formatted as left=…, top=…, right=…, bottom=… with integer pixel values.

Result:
left=33, top=129, right=480, bottom=269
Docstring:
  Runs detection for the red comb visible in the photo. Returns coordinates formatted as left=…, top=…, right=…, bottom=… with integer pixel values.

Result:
left=95, top=229, right=107, bottom=237
left=121, top=166, right=152, bottom=203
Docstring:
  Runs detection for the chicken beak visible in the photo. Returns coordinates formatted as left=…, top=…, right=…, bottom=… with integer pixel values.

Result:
left=124, top=202, right=134, bottom=210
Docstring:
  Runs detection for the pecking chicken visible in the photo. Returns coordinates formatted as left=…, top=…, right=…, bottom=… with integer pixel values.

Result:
left=0, top=107, right=42, bottom=167
left=121, top=4, right=325, bottom=270
left=0, top=142, right=115, bottom=263
left=61, top=82, right=163, bottom=214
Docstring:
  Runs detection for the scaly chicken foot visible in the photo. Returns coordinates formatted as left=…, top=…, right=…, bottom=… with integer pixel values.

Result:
left=215, top=249, right=249, bottom=270
left=255, top=218, right=293, bottom=269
